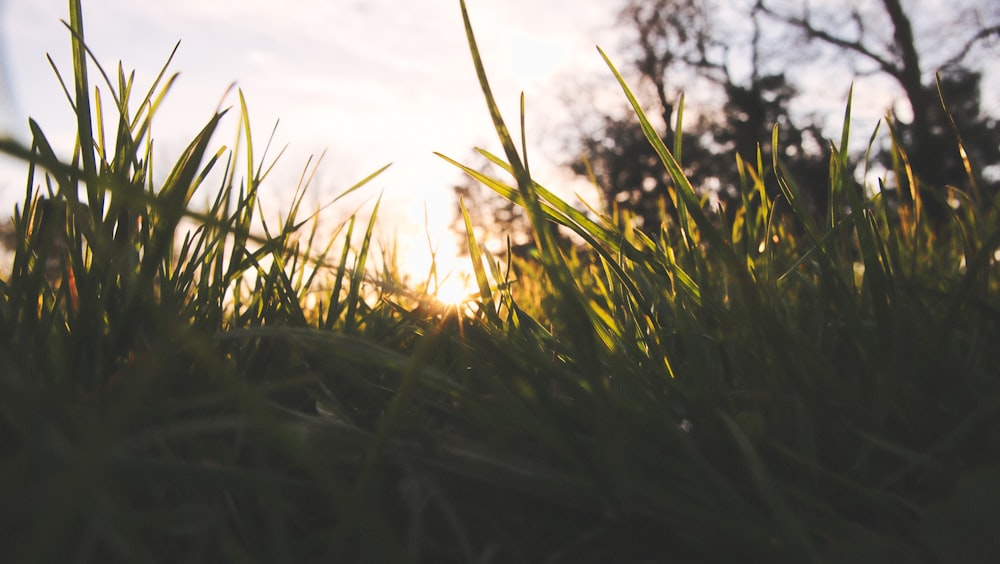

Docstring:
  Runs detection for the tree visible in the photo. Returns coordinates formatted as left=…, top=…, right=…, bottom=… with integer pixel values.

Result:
left=572, top=107, right=684, bottom=232
left=565, top=0, right=999, bottom=234
left=619, top=0, right=713, bottom=144
left=757, top=0, right=1000, bottom=224
left=700, top=73, right=830, bottom=215
left=568, top=0, right=830, bottom=233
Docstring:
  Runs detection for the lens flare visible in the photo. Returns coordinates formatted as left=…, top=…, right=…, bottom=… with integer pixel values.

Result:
left=430, top=270, right=477, bottom=307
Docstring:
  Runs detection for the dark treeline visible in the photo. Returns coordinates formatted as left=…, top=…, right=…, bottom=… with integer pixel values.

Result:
left=457, top=0, right=1000, bottom=240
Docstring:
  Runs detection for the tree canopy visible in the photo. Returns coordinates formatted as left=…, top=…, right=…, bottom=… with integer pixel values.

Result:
left=568, top=0, right=1000, bottom=233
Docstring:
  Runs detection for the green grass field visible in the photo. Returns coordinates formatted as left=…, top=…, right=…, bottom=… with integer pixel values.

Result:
left=2, top=1, right=998, bottom=562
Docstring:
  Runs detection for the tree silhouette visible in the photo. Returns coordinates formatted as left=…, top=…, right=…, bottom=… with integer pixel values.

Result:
left=569, top=0, right=830, bottom=233
left=565, top=0, right=999, bottom=233
left=883, top=67, right=1000, bottom=214
left=757, top=0, right=1000, bottom=225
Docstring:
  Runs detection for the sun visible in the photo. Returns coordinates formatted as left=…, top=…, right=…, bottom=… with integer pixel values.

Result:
left=389, top=225, right=482, bottom=311
left=429, top=269, right=478, bottom=307
left=389, top=196, right=485, bottom=310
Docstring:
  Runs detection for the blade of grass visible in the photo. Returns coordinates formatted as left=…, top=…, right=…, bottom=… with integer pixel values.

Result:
left=460, top=196, right=499, bottom=324
left=597, top=45, right=761, bottom=314
left=461, top=1, right=604, bottom=373
left=68, top=0, right=98, bottom=198
left=344, top=194, right=381, bottom=334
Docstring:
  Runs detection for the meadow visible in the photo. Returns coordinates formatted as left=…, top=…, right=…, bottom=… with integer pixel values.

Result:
left=1, top=1, right=999, bottom=562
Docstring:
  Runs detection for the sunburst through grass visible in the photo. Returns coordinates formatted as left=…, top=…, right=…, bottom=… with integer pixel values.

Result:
left=394, top=203, right=484, bottom=311
left=428, top=268, right=477, bottom=307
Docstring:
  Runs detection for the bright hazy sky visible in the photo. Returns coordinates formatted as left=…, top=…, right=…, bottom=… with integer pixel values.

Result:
left=0, top=0, right=619, bottom=271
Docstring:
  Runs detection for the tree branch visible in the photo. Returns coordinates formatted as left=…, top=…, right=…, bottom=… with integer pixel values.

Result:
left=758, top=0, right=903, bottom=80
left=941, top=24, right=1000, bottom=68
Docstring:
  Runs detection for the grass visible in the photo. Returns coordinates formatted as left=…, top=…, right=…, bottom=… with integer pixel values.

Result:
left=2, top=0, right=999, bottom=562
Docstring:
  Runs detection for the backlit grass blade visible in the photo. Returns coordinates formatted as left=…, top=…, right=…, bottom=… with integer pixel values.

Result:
left=598, top=46, right=760, bottom=313
left=936, top=88, right=981, bottom=203
left=128, top=42, right=180, bottom=138
left=68, top=0, right=97, bottom=193
left=324, top=216, right=355, bottom=330
left=343, top=194, right=380, bottom=334
left=237, top=90, right=257, bottom=189
left=885, top=119, right=922, bottom=229
left=674, top=93, right=685, bottom=164
left=474, top=147, right=625, bottom=248
left=136, top=110, right=226, bottom=301
left=460, top=4, right=614, bottom=378
left=460, top=196, right=498, bottom=324
left=458, top=0, right=526, bottom=186
left=459, top=0, right=568, bottom=278
left=438, top=150, right=645, bottom=305
left=772, top=125, right=821, bottom=246
left=26, top=120, right=71, bottom=194
left=836, top=89, right=892, bottom=341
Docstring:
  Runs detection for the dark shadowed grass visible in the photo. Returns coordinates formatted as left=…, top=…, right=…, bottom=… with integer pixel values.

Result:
left=2, top=0, right=999, bottom=562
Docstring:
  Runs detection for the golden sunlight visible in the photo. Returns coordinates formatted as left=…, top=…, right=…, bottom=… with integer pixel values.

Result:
left=389, top=195, right=485, bottom=309
left=429, top=269, right=478, bottom=307
left=399, top=239, right=481, bottom=309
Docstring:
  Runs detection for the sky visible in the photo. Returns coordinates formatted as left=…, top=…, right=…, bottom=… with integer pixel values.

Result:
left=0, top=0, right=996, bottom=287
left=0, top=0, right=621, bottom=284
